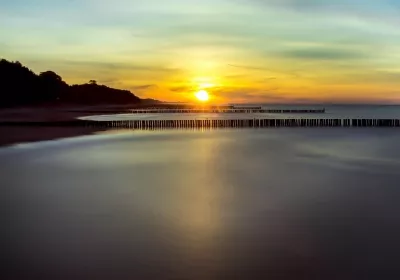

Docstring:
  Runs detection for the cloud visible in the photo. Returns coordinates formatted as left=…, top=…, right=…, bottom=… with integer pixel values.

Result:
left=169, top=85, right=195, bottom=92
left=98, top=78, right=122, bottom=85
left=228, top=64, right=269, bottom=71
left=264, top=87, right=280, bottom=92
left=253, top=0, right=345, bottom=11
left=279, top=47, right=368, bottom=61
left=213, top=86, right=285, bottom=102
left=132, top=84, right=158, bottom=90
left=62, top=60, right=179, bottom=73
left=322, top=70, right=400, bottom=85
left=372, top=71, right=400, bottom=83
left=223, top=74, right=248, bottom=79
left=246, top=0, right=376, bottom=14
left=227, top=64, right=300, bottom=77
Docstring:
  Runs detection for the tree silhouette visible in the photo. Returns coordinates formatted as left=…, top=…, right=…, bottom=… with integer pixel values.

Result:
left=39, top=71, right=68, bottom=101
left=0, top=59, right=41, bottom=106
left=0, top=59, right=143, bottom=107
left=40, top=71, right=62, bottom=81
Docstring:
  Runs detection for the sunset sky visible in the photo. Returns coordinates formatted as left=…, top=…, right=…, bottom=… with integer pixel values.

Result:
left=1, top=0, right=400, bottom=103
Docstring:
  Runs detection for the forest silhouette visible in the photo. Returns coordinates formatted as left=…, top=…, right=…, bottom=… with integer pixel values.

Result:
left=0, top=59, right=143, bottom=107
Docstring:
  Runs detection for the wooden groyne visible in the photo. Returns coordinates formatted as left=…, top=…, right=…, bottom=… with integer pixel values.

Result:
left=230, top=106, right=262, bottom=110
left=1, top=119, right=400, bottom=128
left=129, top=109, right=326, bottom=114
left=83, top=119, right=399, bottom=128
left=134, top=105, right=236, bottom=110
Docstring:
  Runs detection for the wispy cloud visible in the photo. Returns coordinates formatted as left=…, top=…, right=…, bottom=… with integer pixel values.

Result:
left=62, top=60, right=179, bottom=73
left=132, top=84, right=158, bottom=90
left=98, top=78, right=122, bottom=85
left=228, top=64, right=300, bottom=77
left=279, top=47, right=369, bottom=61
left=246, top=0, right=396, bottom=16
left=228, top=64, right=269, bottom=71
left=224, top=74, right=248, bottom=79
left=169, top=85, right=194, bottom=92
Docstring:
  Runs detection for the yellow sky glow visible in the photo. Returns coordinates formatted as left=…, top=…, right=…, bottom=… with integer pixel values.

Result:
left=2, top=0, right=400, bottom=103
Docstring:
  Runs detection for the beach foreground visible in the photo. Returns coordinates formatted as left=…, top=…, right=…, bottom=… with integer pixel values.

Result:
left=2, top=128, right=400, bottom=280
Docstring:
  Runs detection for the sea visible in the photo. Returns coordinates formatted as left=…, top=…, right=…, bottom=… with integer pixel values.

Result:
left=80, top=104, right=400, bottom=121
left=2, top=104, right=400, bottom=279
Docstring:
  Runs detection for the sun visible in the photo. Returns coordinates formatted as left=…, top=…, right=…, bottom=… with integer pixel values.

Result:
left=195, top=90, right=209, bottom=102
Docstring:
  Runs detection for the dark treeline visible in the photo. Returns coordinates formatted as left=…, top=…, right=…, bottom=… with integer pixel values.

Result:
left=0, top=59, right=144, bottom=107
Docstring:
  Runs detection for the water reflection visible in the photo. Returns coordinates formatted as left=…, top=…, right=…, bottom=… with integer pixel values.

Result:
left=173, top=136, right=224, bottom=279
left=3, top=129, right=400, bottom=279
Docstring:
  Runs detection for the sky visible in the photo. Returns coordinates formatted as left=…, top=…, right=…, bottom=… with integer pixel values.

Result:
left=1, top=0, right=400, bottom=103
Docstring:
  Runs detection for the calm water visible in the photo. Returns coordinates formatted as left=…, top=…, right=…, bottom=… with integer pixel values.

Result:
left=80, top=104, right=400, bottom=121
left=2, top=128, right=400, bottom=279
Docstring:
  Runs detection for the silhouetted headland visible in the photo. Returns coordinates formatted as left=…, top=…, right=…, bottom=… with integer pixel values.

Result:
left=0, top=59, right=146, bottom=145
left=0, top=59, right=152, bottom=107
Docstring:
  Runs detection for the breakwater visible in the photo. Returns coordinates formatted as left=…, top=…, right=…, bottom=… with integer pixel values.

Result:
left=128, top=109, right=325, bottom=114
left=2, top=119, right=399, bottom=128
left=84, top=119, right=400, bottom=128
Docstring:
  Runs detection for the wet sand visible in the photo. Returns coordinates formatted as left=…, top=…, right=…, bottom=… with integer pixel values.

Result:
left=0, top=105, right=131, bottom=146
left=0, top=126, right=104, bottom=146
left=0, top=105, right=137, bottom=122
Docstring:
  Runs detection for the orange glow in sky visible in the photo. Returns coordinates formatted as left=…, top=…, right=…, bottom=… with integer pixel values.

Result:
left=2, top=0, right=400, bottom=104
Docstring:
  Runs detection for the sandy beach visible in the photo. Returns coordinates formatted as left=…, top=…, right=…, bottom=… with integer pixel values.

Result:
left=0, top=126, right=105, bottom=146
left=0, top=105, right=136, bottom=146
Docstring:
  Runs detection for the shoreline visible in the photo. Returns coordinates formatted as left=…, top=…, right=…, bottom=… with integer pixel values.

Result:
left=0, top=106, right=112, bottom=146
left=0, top=126, right=105, bottom=147
left=1, top=104, right=400, bottom=146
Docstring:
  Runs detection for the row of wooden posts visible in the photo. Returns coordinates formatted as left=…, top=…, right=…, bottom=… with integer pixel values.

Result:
left=129, top=109, right=326, bottom=114
left=82, top=119, right=400, bottom=128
